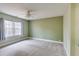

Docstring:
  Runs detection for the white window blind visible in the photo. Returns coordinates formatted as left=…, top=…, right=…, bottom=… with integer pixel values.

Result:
left=14, top=22, right=22, bottom=35
left=4, top=20, right=22, bottom=38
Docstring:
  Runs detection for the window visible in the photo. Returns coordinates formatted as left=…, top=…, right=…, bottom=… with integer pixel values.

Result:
left=4, top=20, right=13, bottom=37
left=4, top=20, right=22, bottom=38
left=14, top=22, right=22, bottom=35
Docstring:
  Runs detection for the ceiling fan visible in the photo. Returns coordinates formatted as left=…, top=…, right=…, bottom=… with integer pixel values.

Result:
left=26, top=10, right=33, bottom=18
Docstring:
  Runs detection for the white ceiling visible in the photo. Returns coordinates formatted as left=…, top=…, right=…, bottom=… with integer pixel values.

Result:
left=0, top=3, right=68, bottom=20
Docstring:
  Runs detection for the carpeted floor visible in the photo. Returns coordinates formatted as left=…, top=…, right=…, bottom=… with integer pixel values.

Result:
left=0, top=39, right=66, bottom=56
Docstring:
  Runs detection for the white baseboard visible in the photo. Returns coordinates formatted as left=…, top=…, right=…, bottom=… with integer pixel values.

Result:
left=29, top=37, right=63, bottom=44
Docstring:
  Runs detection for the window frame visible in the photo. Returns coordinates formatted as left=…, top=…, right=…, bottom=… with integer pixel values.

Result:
left=4, top=20, right=22, bottom=38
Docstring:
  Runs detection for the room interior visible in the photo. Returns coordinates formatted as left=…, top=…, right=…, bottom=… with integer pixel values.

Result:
left=0, top=3, right=79, bottom=56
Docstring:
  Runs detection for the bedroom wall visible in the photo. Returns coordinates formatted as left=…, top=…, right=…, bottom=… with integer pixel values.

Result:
left=63, top=4, right=71, bottom=56
left=29, top=16, right=63, bottom=42
left=73, top=4, right=79, bottom=56
left=63, top=3, right=77, bottom=56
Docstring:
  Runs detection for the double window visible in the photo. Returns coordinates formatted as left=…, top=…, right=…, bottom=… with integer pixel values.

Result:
left=4, top=20, right=22, bottom=38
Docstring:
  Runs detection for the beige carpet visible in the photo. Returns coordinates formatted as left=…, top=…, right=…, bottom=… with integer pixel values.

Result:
left=0, top=39, right=66, bottom=56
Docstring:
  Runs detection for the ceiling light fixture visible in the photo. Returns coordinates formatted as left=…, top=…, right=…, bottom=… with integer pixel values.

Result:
left=26, top=10, right=33, bottom=18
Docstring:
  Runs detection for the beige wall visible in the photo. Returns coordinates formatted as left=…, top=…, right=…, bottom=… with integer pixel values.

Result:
left=63, top=3, right=79, bottom=56
left=74, top=4, right=79, bottom=56
left=63, top=4, right=71, bottom=56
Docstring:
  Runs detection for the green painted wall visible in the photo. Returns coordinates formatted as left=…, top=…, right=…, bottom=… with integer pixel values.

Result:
left=29, top=16, right=63, bottom=42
